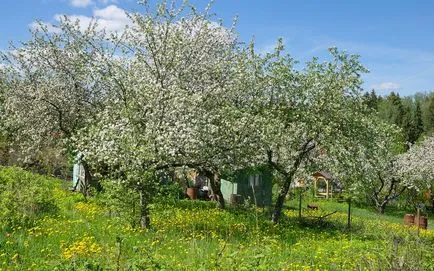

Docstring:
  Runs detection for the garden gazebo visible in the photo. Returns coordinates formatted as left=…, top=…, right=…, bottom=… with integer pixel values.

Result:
left=312, top=171, right=334, bottom=199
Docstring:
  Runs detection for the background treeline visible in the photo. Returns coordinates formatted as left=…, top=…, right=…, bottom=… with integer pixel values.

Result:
left=363, top=90, right=434, bottom=146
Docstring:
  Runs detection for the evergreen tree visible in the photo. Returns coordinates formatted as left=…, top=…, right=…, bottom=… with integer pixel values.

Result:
left=363, top=89, right=379, bottom=110
left=387, top=92, right=405, bottom=127
left=426, top=96, right=434, bottom=135
left=410, top=101, right=424, bottom=142
left=377, top=91, right=434, bottom=141
left=401, top=105, right=412, bottom=146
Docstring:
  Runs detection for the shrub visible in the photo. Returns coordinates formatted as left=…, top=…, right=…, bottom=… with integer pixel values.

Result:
left=97, top=180, right=141, bottom=228
left=0, top=167, right=59, bottom=229
left=97, top=179, right=186, bottom=228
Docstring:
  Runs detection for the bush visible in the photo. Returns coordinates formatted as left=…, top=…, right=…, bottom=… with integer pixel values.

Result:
left=97, top=180, right=141, bottom=228
left=97, top=179, right=186, bottom=228
left=0, top=167, right=59, bottom=229
left=155, top=181, right=186, bottom=202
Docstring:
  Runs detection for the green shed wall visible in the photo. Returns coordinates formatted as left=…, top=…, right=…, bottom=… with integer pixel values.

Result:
left=221, top=167, right=272, bottom=207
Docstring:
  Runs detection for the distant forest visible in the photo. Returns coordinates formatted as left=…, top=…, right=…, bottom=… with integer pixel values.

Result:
left=363, top=90, right=434, bottom=147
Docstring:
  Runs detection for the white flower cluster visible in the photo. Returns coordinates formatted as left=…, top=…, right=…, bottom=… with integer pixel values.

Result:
left=396, top=136, right=434, bottom=190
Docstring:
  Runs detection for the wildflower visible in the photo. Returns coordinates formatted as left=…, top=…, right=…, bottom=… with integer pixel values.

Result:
left=62, top=236, right=102, bottom=260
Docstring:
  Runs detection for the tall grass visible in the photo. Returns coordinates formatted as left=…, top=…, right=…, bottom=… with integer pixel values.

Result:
left=0, top=169, right=433, bottom=270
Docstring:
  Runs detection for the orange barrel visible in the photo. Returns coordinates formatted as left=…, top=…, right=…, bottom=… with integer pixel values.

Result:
left=186, top=188, right=198, bottom=200
left=417, top=216, right=428, bottom=229
left=403, top=214, right=415, bottom=226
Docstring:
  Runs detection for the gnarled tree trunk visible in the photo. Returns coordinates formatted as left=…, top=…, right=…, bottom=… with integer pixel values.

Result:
left=272, top=174, right=293, bottom=224
left=81, top=162, right=93, bottom=201
left=371, top=176, right=406, bottom=215
left=204, top=169, right=225, bottom=209
left=269, top=140, right=315, bottom=224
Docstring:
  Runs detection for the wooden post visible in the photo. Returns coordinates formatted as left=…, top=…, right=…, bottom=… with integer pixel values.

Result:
left=298, top=189, right=302, bottom=220
left=251, top=183, right=258, bottom=207
left=313, top=178, right=317, bottom=198
left=325, top=179, right=329, bottom=199
left=330, top=182, right=333, bottom=198
left=347, top=199, right=351, bottom=230
left=416, top=207, right=420, bottom=236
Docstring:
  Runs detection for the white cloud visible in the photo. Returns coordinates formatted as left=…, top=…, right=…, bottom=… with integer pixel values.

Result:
left=70, top=0, right=93, bottom=8
left=371, top=82, right=400, bottom=91
left=94, top=5, right=128, bottom=21
left=52, top=5, right=130, bottom=33
left=30, top=4, right=130, bottom=34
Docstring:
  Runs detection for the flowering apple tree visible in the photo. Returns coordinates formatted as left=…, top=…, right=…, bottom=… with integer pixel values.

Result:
left=74, top=1, right=265, bottom=226
left=255, top=45, right=396, bottom=223
left=396, top=136, right=434, bottom=210
left=1, top=19, right=113, bottom=194
left=339, top=117, right=404, bottom=214
left=397, top=136, right=434, bottom=184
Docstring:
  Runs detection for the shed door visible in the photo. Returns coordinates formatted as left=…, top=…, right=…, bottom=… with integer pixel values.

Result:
left=249, top=174, right=261, bottom=187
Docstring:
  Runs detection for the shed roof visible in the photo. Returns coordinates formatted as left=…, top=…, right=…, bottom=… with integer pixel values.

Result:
left=312, top=171, right=333, bottom=180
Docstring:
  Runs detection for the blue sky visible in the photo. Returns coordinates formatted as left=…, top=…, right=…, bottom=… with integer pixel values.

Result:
left=1, top=0, right=434, bottom=96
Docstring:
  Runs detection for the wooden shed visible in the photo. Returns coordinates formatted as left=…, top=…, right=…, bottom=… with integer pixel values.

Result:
left=220, top=167, right=273, bottom=207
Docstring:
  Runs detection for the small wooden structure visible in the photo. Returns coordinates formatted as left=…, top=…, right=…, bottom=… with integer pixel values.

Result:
left=312, top=171, right=334, bottom=199
left=220, top=167, right=273, bottom=207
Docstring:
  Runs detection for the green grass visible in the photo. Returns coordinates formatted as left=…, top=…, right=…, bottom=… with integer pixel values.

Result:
left=286, top=197, right=434, bottom=230
left=1, top=174, right=434, bottom=270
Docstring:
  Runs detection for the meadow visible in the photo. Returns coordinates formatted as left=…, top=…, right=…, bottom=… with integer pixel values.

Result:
left=0, top=168, right=434, bottom=271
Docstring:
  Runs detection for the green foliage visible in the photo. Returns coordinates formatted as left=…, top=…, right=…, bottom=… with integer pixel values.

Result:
left=397, top=187, right=433, bottom=214
left=376, top=91, right=434, bottom=144
left=363, top=89, right=382, bottom=110
left=97, top=180, right=141, bottom=228
left=0, top=167, right=59, bottom=230
left=155, top=180, right=185, bottom=202
left=411, top=101, right=424, bottom=142
left=97, top=178, right=186, bottom=228
left=425, top=95, right=434, bottom=134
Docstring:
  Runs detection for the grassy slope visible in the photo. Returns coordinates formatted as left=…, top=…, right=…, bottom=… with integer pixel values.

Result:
left=285, top=197, right=434, bottom=230
left=1, top=180, right=434, bottom=270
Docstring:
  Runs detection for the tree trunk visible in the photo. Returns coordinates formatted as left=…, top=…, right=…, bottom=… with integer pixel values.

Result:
left=207, top=171, right=225, bottom=209
left=268, top=140, right=315, bottom=224
left=81, top=162, right=92, bottom=201
left=378, top=203, right=386, bottom=215
left=432, top=197, right=434, bottom=215
left=430, top=186, right=434, bottom=215
left=139, top=189, right=150, bottom=229
left=272, top=175, right=292, bottom=224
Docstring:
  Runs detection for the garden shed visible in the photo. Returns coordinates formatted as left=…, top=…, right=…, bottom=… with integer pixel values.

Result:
left=220, top=167, right=273, bottom=207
